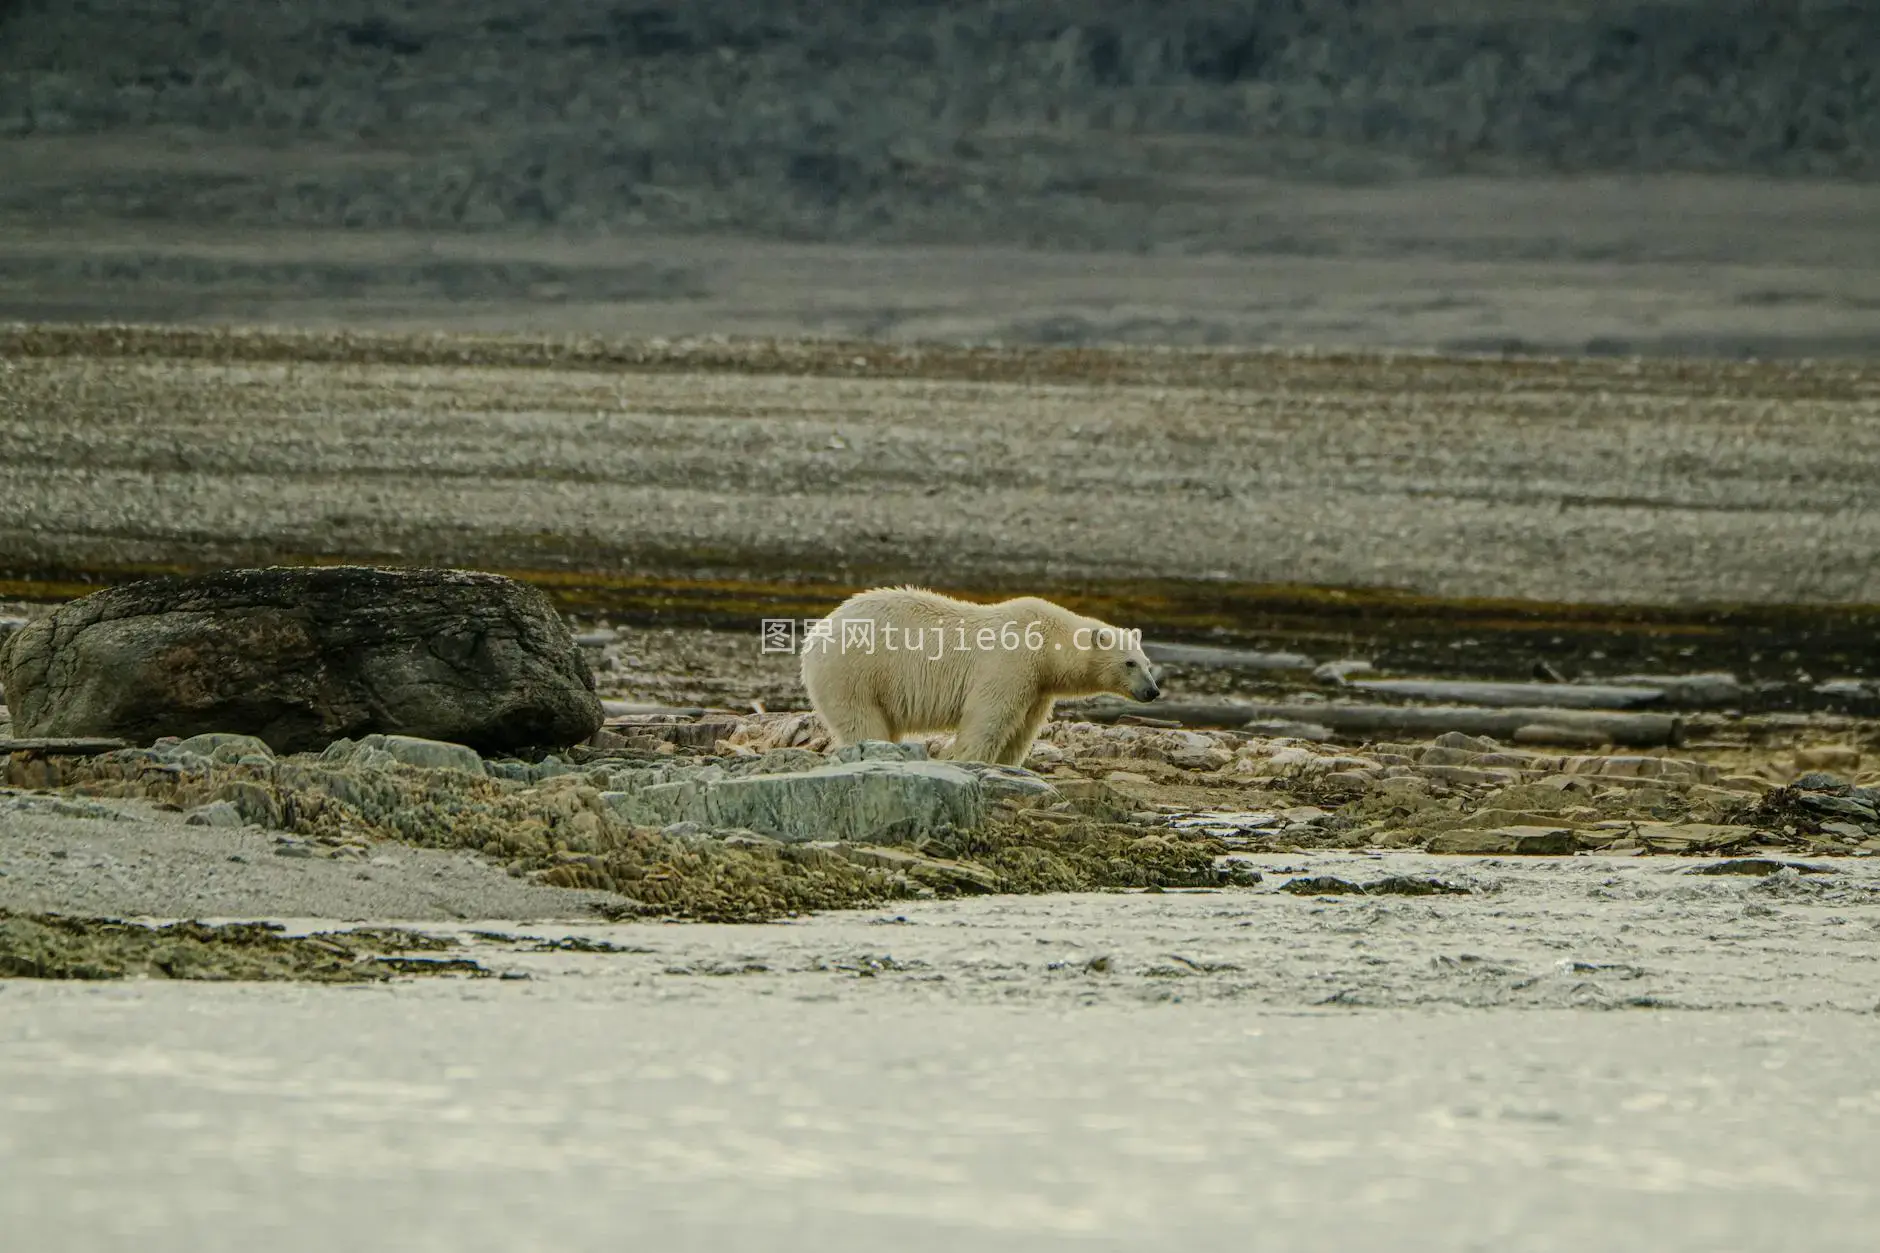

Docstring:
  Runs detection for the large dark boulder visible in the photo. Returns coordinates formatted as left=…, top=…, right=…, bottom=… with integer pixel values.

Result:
left=0, top=566, right=603, bottom=755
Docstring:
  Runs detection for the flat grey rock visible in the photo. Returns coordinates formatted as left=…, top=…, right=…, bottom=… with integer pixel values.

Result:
left=601, top=757, right=1057, bottom=844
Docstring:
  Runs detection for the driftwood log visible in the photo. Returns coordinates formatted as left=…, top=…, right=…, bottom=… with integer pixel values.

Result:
left=1345, top=679, right=1667, bottom=709
left=0, top=737, right=132, bottom=757
left=1345, top=675, right=1748, bottom=710
left=1063, top=700, right=1682, bottom=747
left=1143, top=643, right=1315, bottom=672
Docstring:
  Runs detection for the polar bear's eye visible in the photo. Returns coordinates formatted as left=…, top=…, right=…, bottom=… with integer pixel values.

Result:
left=1124, top=660, right=1137, bottom=669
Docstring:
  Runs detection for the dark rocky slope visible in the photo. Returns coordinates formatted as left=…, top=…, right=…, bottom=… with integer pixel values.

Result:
left=1, top=1, right=1873, bottom=246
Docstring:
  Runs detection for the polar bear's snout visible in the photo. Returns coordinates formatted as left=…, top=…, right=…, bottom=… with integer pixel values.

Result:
left=1125, top=658, right=1161, bottom=702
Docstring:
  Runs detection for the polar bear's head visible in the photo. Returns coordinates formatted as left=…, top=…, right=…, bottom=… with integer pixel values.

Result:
left=1071, top=619, right=1160, bottom=702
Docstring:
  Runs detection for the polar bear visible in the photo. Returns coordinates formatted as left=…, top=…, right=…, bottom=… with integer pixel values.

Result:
left=799, top=586, right=1160, bottom=766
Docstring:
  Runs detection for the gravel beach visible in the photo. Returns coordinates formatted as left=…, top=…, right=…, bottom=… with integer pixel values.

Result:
left=5, top=326, right=1880, bottom=612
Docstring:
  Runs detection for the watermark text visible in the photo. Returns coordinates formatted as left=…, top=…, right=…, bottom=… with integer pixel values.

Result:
left=762, top=617, right=1141, bottom=657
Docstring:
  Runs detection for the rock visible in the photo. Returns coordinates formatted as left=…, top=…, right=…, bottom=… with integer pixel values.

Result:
left=831, top=739, right=929, bottom=764
left=1688, top=858, right=1833, bottom=877
left=484, top=757, right=579, bottom=785
left=0, top=794, right=135, bottom=821
left=836, top=845, right=1001, bottom=893
left=324, top=733, right=485, bottom=776
left=172, top=733, right=275, bottom=763
left=720, top=711, right=830, bottom=754
left=216, top=780, right=284, bottom=828
left=1168, top=809, right=1281, bottom=835
left=604, top=759, right=996, bottom=844
left=1051, top=778, right=1136, bottom=821
left=1312, top=659, right=1375, bottom=683
left=0, top=566, right=601, bottom=755
left=1243, top=719, right=1335, bottom=741
left=1280, top=874, right=1470, bottom=896
left=1511, top=723, right=1611, bottom=747
left=737, top=748, right=827, bottom=775
left=1279, top=875, right=1369, bottom=895
left=705, top=760, right=989, bottom=844
left=1686, top=782, right=1757, bottom=810
left=1428, top=825, right=1579, bottom=855
left=1455, top=807, right=1585, bottom=831
left=615, top=718, right=742, bottom=751
left=967, top=762, right=1060, bottom=806
left=1167, top=742, right=1235, bottom=770
left=1796, top=792, right=1878, bottom=822
left=1619, top=823, right=1763, bottom=852
left=1418, top=765, right=1517, bottom=789
left=1794, top=747, right=1862, bottom=773
left=183, top=800, right=246, bottom=829
left=1024, top=742, right=1071, bottom=767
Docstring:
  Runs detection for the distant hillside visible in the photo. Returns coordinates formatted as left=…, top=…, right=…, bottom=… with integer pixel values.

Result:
left=1, top=1, right=1874, bottom=246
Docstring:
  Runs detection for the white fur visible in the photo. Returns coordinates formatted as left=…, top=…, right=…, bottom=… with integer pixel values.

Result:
left=799, top=586, right=1158, bottom=766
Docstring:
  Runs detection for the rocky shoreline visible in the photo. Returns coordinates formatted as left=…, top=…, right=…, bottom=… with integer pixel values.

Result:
left=5, top=687, right=1874, bottom=937
left=5, top=566, right=1877, bottom=961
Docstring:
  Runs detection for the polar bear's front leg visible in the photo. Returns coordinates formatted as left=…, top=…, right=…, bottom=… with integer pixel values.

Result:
left=945, top=687, right=1047, bottom=766
left=944, top=702, right=1016, bottom=764
left=991, top=693, right=1057, bottom=766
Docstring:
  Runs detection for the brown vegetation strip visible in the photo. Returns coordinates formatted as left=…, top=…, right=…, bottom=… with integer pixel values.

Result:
left=5, top=559, right=1878, bottom=681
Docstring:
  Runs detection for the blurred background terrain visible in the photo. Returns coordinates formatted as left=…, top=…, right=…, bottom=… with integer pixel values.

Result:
left=2, top=0, right=1877, bottom=355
